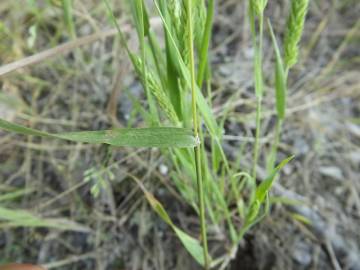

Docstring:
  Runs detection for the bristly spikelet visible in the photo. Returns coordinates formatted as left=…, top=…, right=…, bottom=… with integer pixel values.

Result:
left=168, top=0, right=183, bottom=38
left=193, top=0, right=206, bottom=50
left=168, top=0, right=189, bottom=66
left=284, top=0, right=309, bottom=68
left=132, top=55, right=179, bottom=123
left=169, top=0, right=205, bottom=66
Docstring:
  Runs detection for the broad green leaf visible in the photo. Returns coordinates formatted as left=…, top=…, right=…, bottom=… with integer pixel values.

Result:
left=0, top=118, right=197, bottom=148
left=173, top=227, right=206, bottom=266
left=0, top=207, right=90, bottom=232
left=268, top=20, right=287, bottom=119
left=131, top=175, right=210, bottom=266
left=256, top=156, right=294, bottom=203
left=245, top=199, right=260, bottom=225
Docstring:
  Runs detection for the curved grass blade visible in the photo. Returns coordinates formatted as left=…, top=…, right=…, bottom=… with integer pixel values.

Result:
left=0, top=118, right=197, bottom=148
left=256, top=155, right=294, bottom=203
left=240, top=156, right=294, bottom=239
left=130, top=174, right=211, bottom=266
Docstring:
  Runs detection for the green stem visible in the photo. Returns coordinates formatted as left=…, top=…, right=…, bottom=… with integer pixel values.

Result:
left=267, top=118, right=283, bottom=172
left=252, top=13, right=264, bottom=180
left=252, top=97, right=262, bottom=179
left=63, top=0, right=76, bottom=39
left=267, top=69, right=288, bottom=173
left=187, top=0, right=209, bottom=268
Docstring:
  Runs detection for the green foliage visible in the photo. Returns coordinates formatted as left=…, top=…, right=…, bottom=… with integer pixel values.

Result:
left=250, top=0, right=268, bottom=17
left=0, top=207, right=90, bottom=232
left=62, top=0, right=76, bottom=38
left=131, top=55, right=180, bottom=123
left=84, top=166, right=115, bottom=198
left=101, top=0, right=301, bottom=268
left=0, top=1, right=312, bottom=268
left=0, top=118, right=197, bottom=148
left=268, top=20, right=287, bottom=120
left=0, top=189, right=33, bottom=203
left=256, top=156, right=294, bottom=203
left=131, top=175, right=210, bottom=267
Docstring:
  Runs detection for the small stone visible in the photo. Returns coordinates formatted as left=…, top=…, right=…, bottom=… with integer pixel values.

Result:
left=319, top=166, right=344, bottom=181
left=159, top=164, right=168, bottom=175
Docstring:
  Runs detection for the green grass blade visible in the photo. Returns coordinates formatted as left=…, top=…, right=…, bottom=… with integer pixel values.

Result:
left=62, top=0, right=76, bottom=38
left=197, top=0, right=214, bottom=87
left=268, top=20, right=287, bottom=119
left=0, top=189, right=33, bottom=203
left=0, top=118, right=52, bottom=138
left=0, top=207, right=90, bottom=232
left=158, top=0, right=183, bottom=119
left=129, top=0, right=150, bottom=37
left=130, top=174, right=211, bottom=266
left=173, top=227, right=207, bottom=266
left=241, top=156, right=293, bottom=237
left=0, top=118, right=197, bottom=148
left=256, top=155, right=294, bottom=203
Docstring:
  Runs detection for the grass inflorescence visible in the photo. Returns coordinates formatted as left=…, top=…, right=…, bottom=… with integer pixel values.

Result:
left=284, top=0, right=310, bottom=69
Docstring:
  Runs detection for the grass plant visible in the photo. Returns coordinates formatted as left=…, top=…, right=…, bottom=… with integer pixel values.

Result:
left=267, top=0, right=310, bottom=172
left=0, top=0, right=311, bottom=268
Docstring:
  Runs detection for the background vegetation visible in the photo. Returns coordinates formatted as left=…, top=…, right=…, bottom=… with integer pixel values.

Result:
left=0, top=0, right=359, bottom=269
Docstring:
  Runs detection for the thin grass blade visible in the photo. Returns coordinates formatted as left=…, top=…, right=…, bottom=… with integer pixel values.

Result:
left=268, top=20, right=287, bottom=119
left=256, top=155, right=294, bottom=203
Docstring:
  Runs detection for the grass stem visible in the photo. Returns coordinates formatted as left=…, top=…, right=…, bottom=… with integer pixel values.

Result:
left=252, top=13, right=264, bottom=180
left=187, top=0, right=209, bottom=268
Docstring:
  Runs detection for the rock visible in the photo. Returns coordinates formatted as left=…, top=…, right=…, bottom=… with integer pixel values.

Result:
left=319, top=166, right=344, bottom=181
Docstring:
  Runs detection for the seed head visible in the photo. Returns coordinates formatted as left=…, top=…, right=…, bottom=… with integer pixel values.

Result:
left=250, top=0, right=268, bottom=16
left=284, top=0, right=310, bottom=68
